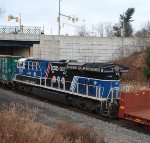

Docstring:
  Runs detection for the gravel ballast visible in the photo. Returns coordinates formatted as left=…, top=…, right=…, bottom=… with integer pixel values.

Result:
left=0, top=88, right=150, bottom=143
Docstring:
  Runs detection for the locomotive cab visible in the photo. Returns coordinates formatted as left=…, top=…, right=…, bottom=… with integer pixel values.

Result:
left=17, top=58, right=27, bottom=69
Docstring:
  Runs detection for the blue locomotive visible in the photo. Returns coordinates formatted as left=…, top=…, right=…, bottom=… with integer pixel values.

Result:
left=14, top=57, right=128, bottom=118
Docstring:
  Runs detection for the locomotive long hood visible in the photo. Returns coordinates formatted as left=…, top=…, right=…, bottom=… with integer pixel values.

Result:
left=68, top=62, right=129, bottom=73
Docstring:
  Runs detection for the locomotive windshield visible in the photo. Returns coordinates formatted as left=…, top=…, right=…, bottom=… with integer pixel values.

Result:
left=17, top=58, right=27, bottom=69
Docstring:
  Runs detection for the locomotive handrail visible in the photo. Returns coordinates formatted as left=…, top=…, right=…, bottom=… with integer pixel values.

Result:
left=107, top=87, right=120, bottom=102
left=121, top=84, right=132, bottom=92
left=14, top=74, right=116, bottom=101
left=44, top=77, right=72, bottom=91
left=76, top=82, right=104, bottom=99
left=43, top=77, right=105, bottom=100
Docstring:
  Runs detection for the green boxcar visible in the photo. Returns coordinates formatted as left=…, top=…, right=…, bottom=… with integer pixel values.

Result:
left=0, top=55, right=21, bottom=82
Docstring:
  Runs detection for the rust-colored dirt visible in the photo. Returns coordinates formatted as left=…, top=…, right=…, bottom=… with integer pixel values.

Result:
left=114, top=52, right=147, bottom=82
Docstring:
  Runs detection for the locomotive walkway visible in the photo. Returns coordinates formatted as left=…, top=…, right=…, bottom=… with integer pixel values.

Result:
left=0, top=87, right=150, bottom=143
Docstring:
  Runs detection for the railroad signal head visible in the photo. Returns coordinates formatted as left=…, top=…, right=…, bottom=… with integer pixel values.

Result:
left=16, top=17, right=19, bottom=22
left=57, top=16, right=60, bottom=22
left=21, top=25, right=23, bottom=31
left=76, top=17, right=78, bottom=22
left=72, top=17, right=75, bottom=23
left=8, top=15, right=12, bottom=21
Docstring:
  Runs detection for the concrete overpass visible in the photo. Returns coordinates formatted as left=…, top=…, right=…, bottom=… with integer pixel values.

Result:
left=0, top=32, right=60, bottom=60
left=0, top=40, right=40, bottom=56
left=0, top=26, right=41, bottom=57
left=0, top=26, right=149, bottom=62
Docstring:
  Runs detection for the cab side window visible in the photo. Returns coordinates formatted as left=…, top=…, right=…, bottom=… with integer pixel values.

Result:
left=25, top=61, right=28, bottom=69
left=17, top=62, right=24, bottom=68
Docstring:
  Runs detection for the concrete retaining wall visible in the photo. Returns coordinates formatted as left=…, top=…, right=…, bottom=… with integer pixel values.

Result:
left=0, top=34, right=148, bottom=62
left=39, top=35, right=138, bottom=62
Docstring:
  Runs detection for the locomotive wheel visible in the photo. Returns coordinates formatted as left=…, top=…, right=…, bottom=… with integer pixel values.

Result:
left=95, top=105, right=102, bottom=115
left=78, top=102, right=88, bottom=111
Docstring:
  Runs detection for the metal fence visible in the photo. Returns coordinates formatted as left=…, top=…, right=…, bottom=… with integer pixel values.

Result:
left=0, top=26, right=43, bottom=35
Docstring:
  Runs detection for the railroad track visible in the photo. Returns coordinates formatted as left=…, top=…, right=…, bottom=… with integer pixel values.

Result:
left=1, top=86, right=150, bottom=135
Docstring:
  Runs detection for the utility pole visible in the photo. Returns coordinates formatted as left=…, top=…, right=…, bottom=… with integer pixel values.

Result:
left=83, top=20, right=85, bottom=32
left=18, top=13, right=22, bottom=34
left=8, top=14, right=22, bottom=34
left=57, top=0, right=78, bottom=35
left=58, top=0, right=61, bottom=35
left=121, top=13, right=125, bottom=59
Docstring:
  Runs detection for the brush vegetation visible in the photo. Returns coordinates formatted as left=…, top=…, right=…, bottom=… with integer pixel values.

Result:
left=0, top=105, right=105, bottom=143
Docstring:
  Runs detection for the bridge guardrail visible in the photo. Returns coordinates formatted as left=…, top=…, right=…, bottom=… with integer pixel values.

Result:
left=0, top=26, right=44, bottom=35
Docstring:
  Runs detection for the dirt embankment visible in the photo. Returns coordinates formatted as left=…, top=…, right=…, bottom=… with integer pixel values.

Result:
left=115, top=52, right=147, bottom=82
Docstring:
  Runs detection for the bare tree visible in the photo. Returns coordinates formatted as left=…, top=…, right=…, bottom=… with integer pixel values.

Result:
left=93, top=22, right=113, bottom=37
left=135, top=28, right=147, bottom=37
left=135, top=21, right=150, bottom=37
left=94, top=23, right=104, bottom=37
left=104, top=22, right=113, bottom=37
left=145, top=21, right=150, bottom=31
left=76, top=26, right=90, bottom=36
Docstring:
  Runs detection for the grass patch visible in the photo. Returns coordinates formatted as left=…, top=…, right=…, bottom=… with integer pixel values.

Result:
left=0, top=104, right=105, bottom=143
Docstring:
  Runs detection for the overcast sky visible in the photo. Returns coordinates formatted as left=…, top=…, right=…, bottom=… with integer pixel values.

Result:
left=0, top=0, right=149, bottom=35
